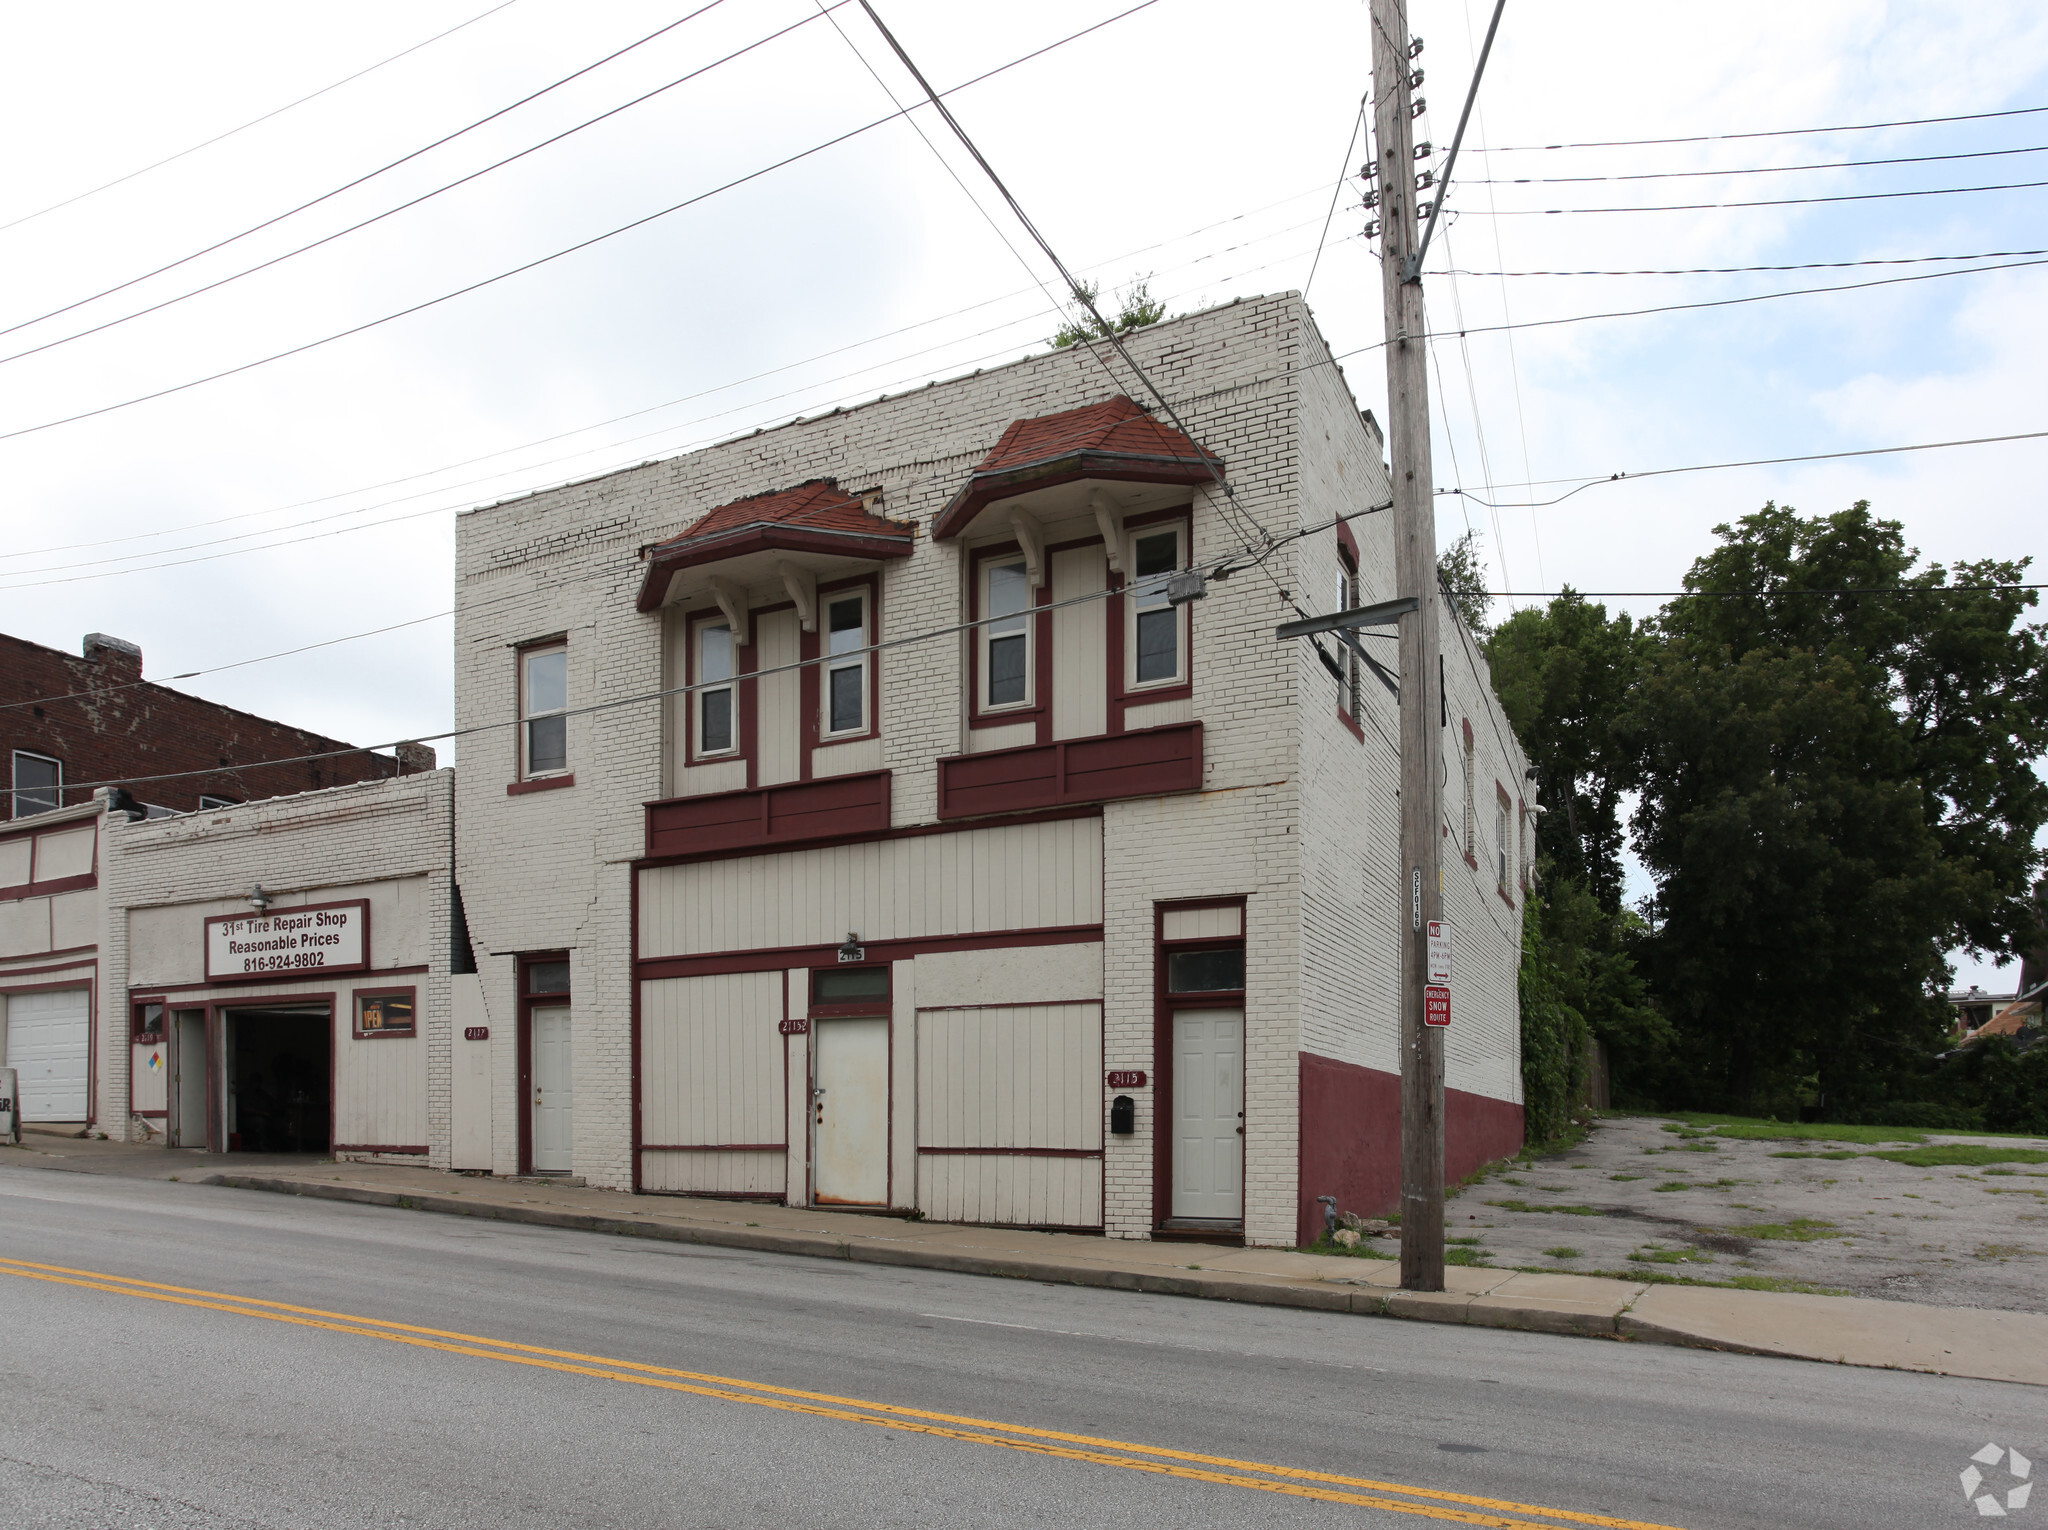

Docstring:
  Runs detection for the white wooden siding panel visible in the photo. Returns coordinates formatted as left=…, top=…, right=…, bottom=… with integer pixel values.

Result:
left=916, top=1154, right=1100, bottom=1227
left=642, top=1149, right=785, bottom=1195
left=1123, top=696, right=1193, bottom=730
left=810, top=736, right=883, bottom=778
left=1161, top=906, right=1243, bottom=941
left=336, top=1030, right=427, bottom=1148
left=638, top=819, right=1103, bottom=958
left=32, top=825, right=95, bottom=881
left=0, top=837, right=31, bottom=886
left=965, top=721, right=1036, bottom=754
left=755, top=610, right=801, bottom=788
left=639, top=972, right=784, bottom=1149
left=915, top=1002, right=1101, bottom=1150
left=1051, top=545, right=1108, bottom=742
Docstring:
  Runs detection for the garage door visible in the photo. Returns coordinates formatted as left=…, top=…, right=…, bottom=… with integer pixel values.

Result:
left=7, top=988, right=89, bottom=1121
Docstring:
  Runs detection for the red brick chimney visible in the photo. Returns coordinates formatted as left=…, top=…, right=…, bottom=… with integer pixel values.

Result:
left=83, top=632, right=143, bottom=681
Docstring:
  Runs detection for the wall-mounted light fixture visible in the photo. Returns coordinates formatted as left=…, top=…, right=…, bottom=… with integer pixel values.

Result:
left=248, top=882, right=273, bottom=912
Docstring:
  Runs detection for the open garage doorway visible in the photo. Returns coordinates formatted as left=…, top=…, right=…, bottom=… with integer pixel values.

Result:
left=222, top=1006, right=331, bottom=1154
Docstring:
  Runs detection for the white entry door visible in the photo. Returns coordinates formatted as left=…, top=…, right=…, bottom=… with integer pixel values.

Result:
left=812, top=1017, right=888, bottom=1205
left=1171, top=1008, right=1244, bottom=1221
left=531, top=1006, right=573, bottom=1173
left=8, top=987, right=89, bottom=1121
left=172, top=1010, right=210, bottom=1148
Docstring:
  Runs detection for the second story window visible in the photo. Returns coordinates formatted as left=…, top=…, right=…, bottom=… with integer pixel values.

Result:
left=981, top=557, right=1033, bottom=711
left=697, top=620, right=737, bottom=756
left=1337, top=552, right=1361, bottom=716
left=1129, top=524, right=1187, bottom=689
left=12, top=750, right=61, bottom=818
left=521, top=646, right=568, bottom=777
left=824, top=591, right=870, bottom=737
left=1496, top=792, right=1511, bottom=890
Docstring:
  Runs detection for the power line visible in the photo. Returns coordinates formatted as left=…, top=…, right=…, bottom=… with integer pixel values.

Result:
left=1485, top=584, right=2045, bottom=598
left=0, top=0, right=1163, bottom=448
left=1303, top=95, right=1367, bottom=299
left=1444, top=248, right=2048, bottom=277
left=0, top=220, right=1339, bottom=586
left=1473, top=176, right=2048, bottom=216
left=0, top=1, right=523, bottom=236
left=1437, top=429, right=2048, bottom=509
left=0, top=180, right=1338, bottom=563
left=0, top=4, right=737, bottom=348
left=1484, top=103, right=2048, bottom=152
left=1467, top=142, right=2048, bottom=184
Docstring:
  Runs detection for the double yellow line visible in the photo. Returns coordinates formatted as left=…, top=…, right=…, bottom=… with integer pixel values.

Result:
left=0, top=1253, right=1687, bottom=1530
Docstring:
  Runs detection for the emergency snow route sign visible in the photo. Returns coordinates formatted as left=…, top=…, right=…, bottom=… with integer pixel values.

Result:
left=1425, top=986, right=1451, bottom=1028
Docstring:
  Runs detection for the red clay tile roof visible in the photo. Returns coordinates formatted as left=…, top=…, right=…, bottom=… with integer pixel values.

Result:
left=636, top=480, right=913, bottom=611
left=934, top=396, right=1222, bottom=539
left=976, top=395, right=1212, bottom=474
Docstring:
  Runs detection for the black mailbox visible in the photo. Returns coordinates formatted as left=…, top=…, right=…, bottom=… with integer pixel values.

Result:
left=1110, top=1094, right=1136, bottom=1135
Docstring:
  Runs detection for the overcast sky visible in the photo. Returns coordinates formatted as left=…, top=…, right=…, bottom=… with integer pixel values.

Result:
left=1, top=0, right=2042, bottom=983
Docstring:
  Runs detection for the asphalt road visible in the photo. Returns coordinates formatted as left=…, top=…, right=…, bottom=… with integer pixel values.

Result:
left=0, top=1162, right=2034, bottom=1530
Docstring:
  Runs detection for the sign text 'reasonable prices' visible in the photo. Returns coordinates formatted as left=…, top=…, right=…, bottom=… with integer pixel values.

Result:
left=205, top=901, right=369, bottom=981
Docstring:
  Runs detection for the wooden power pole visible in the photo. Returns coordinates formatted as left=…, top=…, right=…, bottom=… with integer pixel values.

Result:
left=1371, top=0, right=1446, bottom=1292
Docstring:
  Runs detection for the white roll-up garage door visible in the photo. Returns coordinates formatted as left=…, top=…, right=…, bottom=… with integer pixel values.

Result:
left=7, top=987, right=90, bottom=1121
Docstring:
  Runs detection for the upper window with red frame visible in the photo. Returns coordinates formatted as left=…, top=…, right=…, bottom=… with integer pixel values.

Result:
left=978, top=555, right=1035, bottom=713
left=520, top=645, right=568, bottom=778
left=1127, top=522, right=1190, bottom=692
left=693, top=617, right=739, bottom=758
left=822, top=588, right=873, bottom=739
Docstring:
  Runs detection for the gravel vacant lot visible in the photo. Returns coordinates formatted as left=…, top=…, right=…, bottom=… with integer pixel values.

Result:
left=1433, top=1113, right=2048, bottom=1311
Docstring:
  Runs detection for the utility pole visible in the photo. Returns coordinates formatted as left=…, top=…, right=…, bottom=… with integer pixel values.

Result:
left=1370, top=0, right=1446, bottom=1292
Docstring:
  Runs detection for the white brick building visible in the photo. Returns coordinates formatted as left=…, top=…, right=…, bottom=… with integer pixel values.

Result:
left=452, top=292, right=1530, bottom=1245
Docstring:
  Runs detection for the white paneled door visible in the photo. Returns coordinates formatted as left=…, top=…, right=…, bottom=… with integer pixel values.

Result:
left=172, top=1011, right=209, bottom=1148
left=531, top=1006, right=573, bottom=1174
left=812, top=1017, right=888, bottom=1205
left=1171, top=1007, right=1244, bottom=1221
left=8, top=987, right=89, bottom=1121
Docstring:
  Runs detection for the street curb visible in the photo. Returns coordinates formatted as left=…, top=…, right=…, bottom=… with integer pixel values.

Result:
left=202, top=1174, right=1749, bottom=1352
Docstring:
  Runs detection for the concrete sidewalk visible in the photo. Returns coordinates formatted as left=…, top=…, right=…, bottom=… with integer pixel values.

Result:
left=9, top=1135, right=2045, bottom=1387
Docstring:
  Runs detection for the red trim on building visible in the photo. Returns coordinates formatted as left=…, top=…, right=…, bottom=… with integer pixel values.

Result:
left=1296, top=1052, right=1524, bottom=1244
left=506, top=774, right=574, bottom=796
left=917, top=1145, right=1103, bottom=1158
left=0, top=956, right=97, bottom=983
left=644, top=771, right=890, bottom=859
left=640, top=1142, right=788, bottom=1153
left=633, top=802, right=1101, bottom=872
left=636, top=481, right=914, bottom=611
left=936, top=722, right=1201, bottom=820
left=1152, top=896, right=1249, bottom=1232
left=635, top=924, right=1103, bottom=983
left=335, top=1144, right=430, bottom=1155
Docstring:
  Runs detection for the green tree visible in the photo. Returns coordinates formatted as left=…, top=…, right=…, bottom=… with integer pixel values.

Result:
left=1488, top=591, right=1653, bottom=908
left=1631, top=502, right=2047, bottom=1111
left=1050, top=277, right=1166, bottom=348
left=1437, top=530, right=1492, bottom=637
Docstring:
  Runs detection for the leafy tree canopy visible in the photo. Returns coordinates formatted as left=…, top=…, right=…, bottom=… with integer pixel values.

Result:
left=1437, top=529, right=1493, bottom=637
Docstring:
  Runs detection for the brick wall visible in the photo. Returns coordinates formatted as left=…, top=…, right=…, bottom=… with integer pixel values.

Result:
left=3, top=631, right=408, bottom=819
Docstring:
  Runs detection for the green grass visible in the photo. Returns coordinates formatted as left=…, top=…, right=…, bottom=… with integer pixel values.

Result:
left=1486, top=1199, right=1607, bottom=1216
left=1569, top=1267, right=1850, bottom=1295
left=1610, top=1173, right=1645, bottom=1182
left=1629, top=1245, right=1712, bottom=1265
left=1652, top=1181, right=1691, bottom=1192
left=1769, top=1149, right=1859, bottom=1160
left=1446, top=1235, right=1484, bottom=1246
left=1543, top=1246, right=1583, bottom=1260
left=1444, top=1246, right=1494, bottom=1266
left=1723, top=1217, right=1841, bottom=1242
left=1864, top=1145, right=2048, bottom=1168
left=1304, top=1237, right=1394, bottom=1260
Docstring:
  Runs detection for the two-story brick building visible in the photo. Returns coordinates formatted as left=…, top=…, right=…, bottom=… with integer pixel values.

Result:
left=453, top=292, right=1531, bottom=1246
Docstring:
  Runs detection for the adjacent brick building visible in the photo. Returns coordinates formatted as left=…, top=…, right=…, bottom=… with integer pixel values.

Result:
left=3, top=630, right=425, bottom=820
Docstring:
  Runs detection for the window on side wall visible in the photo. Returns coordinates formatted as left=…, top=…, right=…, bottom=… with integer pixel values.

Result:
left=1496, top=792, right=1511, bottom=891
left=980, top=556, right=1033, bottom=712
left=1337, top=551, right=1361, bottom=717
left=520, top=646, right=568, bottom=778
left=1461, top=729, right=1477, bottom=860
left=11, top=750, right=61, bottom=818
left=695, top=618, right=737, bottom=757
left=1128, top=522, right=1188, bottom=690
left=823, top=589, right=871, bottom=738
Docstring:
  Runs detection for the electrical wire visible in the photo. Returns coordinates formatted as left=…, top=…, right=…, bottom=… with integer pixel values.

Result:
left=1482, top=584, right=2045, bottom=598
left=1466, top=142, right=2048, bottom=184
left=0, top=180, right=1340, bottom=563
left=0, top=0, right=1165, bottom=448
left=0, top=1, right=523, bottom=237
left=1437, top=429, right=2048, bottom=509
left=0, top=2, right=735, bottom=346
left=1303, top=95, right=1366, bottom=299
left=1484, top=103, right=2048, bottom=152
left=1474, top=177, right=2048, bottom=215
left=1443, top=248, right=2048, bottom=276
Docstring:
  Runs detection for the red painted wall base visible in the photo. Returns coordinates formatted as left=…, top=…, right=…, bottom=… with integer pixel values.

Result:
left=1296, top=1051, right=1525, bottom=1247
